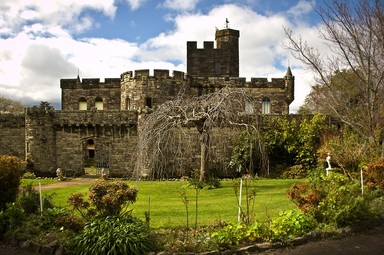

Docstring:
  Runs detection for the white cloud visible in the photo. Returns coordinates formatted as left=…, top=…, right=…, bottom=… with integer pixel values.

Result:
left=288, top=0, right=315, bottom=16
left=0, top=0, right=117, bottom=36
left=125, top=0, right=147, bottom=11
left=0, top=1, right=327, bottom=112
left=161, top=0, right=200, bottom=11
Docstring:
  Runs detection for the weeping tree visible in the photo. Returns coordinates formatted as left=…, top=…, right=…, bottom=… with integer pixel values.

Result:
left=134, top=86, right=268, bottom=181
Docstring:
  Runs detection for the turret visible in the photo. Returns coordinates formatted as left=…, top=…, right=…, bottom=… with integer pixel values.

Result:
left=284, top=66, right=295, bottom=105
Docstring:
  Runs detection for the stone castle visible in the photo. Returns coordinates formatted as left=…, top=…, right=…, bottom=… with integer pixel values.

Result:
left=0, top=27, right=294, bottom=177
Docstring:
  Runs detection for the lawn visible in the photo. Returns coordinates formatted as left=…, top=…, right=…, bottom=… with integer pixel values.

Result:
left=21, top=178, right=57, bottom=186
left=41, top=178, right=304, bottom=228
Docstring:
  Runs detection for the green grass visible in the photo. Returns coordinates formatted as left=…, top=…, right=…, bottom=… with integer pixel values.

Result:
left=41, top=179, right=304, bottom=228
left=21, top=178, right=57, bottom=186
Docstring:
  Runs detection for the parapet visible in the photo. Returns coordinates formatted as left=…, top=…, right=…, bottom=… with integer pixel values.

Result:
left=187, top=41, right=215, bottom=50
left=121, top=69, right=186, bottom=81
left=190, top=76, right=287, bottom=89
left=60, top=77, right=120, bottom=89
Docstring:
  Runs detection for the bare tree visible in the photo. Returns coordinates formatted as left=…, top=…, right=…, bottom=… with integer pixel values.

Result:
left=0, top=96, right=24, bottom=113
left=134, top=86, right=267, bottom=181
left=284, top=0, right=384, bottom=143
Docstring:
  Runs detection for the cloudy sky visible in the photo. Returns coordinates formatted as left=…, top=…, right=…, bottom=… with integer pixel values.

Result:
left=0, top=0, right=327, bottom=112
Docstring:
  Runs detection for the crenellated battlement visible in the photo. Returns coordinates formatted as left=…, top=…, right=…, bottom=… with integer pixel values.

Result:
left=120, top=69, right=186, bottom=81
left=187, top=41, right=215, bottom=50
left=60, top=77, right=121, bottom=89
left=190, top=76, right=287, bottom=89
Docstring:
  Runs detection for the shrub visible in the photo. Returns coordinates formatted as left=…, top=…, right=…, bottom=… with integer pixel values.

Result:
left=44, top=208, right=85, bottom=233
left=68, top=180, right=138, bottom=219
left=287, top=183, right=323, bottom=212
left=17, top=183, right=54, bottom=215
left=22, top=171, right=36, bottom=179
left=364, top=159, right=384, bottom=190
left=89, top=180, right=138, bottom=217
left=0, top=156, right=25, bottom=211
left=245, top=221, right=270, bottom=242
left=67, top=215, right=155, bottom=255
left=0, top=203, right=25, bottom=238
left=269, top=209, right=315, bottom=242
left=210, top=220, right=271, bottom=249
left=288, top=173, right=381, bottom=228
left=281, top=165, right=307, bottom=179
left=314, top=175, right=375, bottom=227
left=210, top=222, right=247, bottom=248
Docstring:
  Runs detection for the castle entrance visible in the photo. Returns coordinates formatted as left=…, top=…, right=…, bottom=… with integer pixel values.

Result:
left=82, top=138, right=110, bottom=177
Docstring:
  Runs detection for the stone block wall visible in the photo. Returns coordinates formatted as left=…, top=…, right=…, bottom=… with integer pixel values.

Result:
left=0, top=113, right=25, bottom=159
left=25, top=109, right=57, bottom=175
left=120, top=69, right=186, bottom=111
left=24, top=110, right=138, bottom=177
left=61, top=78, right=121, bottom=110
left=187, top=28, right=240, bottom=77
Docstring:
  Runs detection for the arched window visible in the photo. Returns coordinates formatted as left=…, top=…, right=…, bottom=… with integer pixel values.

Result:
left=126, top=97, right=131, bottom=110
left=95, top=97, right=103, bottom=110
left=262, top=97, right=271, bottom=114
left=86, top=139, right=95, bottom=159
left=79, top=97, right=87, bottom=110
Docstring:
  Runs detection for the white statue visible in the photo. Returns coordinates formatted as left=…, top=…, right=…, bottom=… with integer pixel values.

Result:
left=326, top=153, right=332, bottom=176
left=56, top=168, right=64, bottom=181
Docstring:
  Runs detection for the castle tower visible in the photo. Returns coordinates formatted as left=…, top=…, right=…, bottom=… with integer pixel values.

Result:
left=187, top=27, right=240, bottom=77
left=284, top=66, right=295, bottom=105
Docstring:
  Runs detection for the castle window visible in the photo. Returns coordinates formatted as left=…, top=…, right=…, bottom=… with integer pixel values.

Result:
left=95, top=97, right=104, bottom=110
left=86, top=139, right=95, bottom=159
left=145, top=97, right=152, bottom=109
left=126, top=97, right=131, bottom=110
left=262, top=97, right=271, bottom=114
left=79, top=97, right=87, bottom=110
left=245, top=100, right=254, bottom=114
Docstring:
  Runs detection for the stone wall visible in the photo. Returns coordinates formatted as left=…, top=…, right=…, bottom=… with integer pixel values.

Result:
left=25, top=109, right=57, bottom=175
left=187, top=28, right=240, bottom=77
left=120, top=69, right=186, bottom=111
left=0, top=113, right=25, bottom=159
left=25, top=110, right=138, bottom=177
left=60, top=78, right=121, bottom=110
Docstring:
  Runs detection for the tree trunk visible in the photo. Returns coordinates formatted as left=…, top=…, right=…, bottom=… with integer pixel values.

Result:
left=199, top=129, right=209, bottom=182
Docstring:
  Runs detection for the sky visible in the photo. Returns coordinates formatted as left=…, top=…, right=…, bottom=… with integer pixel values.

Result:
left=0, top=0, right=329, bottom=112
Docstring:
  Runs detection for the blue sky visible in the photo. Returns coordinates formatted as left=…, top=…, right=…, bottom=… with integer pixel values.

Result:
left=0, top=0, right=328, bottom=112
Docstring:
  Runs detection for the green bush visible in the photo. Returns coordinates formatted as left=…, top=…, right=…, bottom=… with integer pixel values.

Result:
left=210, top=222, right=246, bottom=248
left=18, top=183, right=54, bottom=215
left=211, top=220, right=271, bottom=248
left=0, top=156, right=25, bottom=211
left=281, top=165, right=307, bottom=179
left=288, top=173, right=381, bottom=228
left=0, top=203, right=25, bottom=238
left=269, top=209, right=315, bottom=242
left=42, top=207, right=85, bottom=233
left=22, top=171, right=36, bottom=179
left=314, top=174, right=375, bottom=227
left=67, top=215, right=156, bottom=255
left=68, top=180, right=138, bottom=219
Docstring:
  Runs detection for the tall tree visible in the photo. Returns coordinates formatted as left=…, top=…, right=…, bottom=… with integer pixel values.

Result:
left=285, top=0, right=384, bottom=143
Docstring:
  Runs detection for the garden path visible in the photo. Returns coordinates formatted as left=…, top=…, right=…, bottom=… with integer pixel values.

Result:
left=35, top=176, right=96, bottom=190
